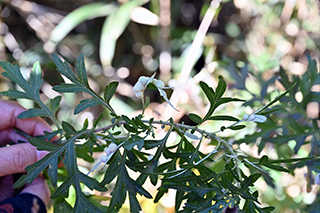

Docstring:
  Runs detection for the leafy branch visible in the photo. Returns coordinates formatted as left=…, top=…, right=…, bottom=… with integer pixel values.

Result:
left=0, top=54, right=306, bottom=213
left=0, top=61, right=61, bottom=128
left=51, top=53, right=118, bottom=115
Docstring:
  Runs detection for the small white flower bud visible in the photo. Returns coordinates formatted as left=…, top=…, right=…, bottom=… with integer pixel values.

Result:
left=154, top=80, right=165, bottom=89
left=133, top=82, right=145, bottom=92
left=100, top=155, right=108, bottom=162
left=138, top=76, right=150, bottom=85
left=248, top=114, right=256, bottom=121
left=315, top=173, right=320, bottom=185
left=243, top=114, right=249, bottom=120
left=243, top=113, right=267, bottom=123
left=253, top=115, right=267, bottom=123
left=104, top=147, right=111, bottom=155
left=108, top=143, right=118, bottom=153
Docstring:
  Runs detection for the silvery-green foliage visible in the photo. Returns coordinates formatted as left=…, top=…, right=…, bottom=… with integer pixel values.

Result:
left=0, top=54, right=306, bottom=213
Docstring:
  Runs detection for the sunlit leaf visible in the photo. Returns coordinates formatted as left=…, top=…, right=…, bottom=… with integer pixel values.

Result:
left=100, top=0, right=150, bottom=66
left=49, top=2, right=117, bottom=46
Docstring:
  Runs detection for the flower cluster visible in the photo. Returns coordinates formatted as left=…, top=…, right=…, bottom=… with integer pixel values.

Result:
left=100, top=142, right=118, bottom=162
left=87, top=142, right=118, bottom=175
left=133, top=73, right=178, bottom=111
left=133, top=74, right=155, bottom=99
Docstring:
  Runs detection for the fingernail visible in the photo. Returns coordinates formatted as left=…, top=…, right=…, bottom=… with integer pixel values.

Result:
left=37, top=150, right=50, bottom=161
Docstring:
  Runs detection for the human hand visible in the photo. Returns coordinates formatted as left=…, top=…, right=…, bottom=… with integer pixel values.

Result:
left=0, top=99, right=51, bottom=205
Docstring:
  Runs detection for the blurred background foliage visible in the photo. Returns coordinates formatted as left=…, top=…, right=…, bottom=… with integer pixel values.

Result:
left=1, top=0, right=320, bottom=212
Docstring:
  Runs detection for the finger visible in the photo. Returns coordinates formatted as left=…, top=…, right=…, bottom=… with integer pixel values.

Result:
left=0, top=100, right=52, bottom=138
left=0, top=143, right=38, bottom=176
left=0, top=128, right=30, bottom=146
left=20, top=176, right=50, bottom=205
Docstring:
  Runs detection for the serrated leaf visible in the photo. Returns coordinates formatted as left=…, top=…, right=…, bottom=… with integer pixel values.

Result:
left=13, top=151, right=61, bottom=188
left=17, top=108, right=48, bottom=119
left=76, top=145, right=95, bottom=162
left=100, top=152, right=122, bottom=185
left=53, top=198, right=73, bottom=212
left=28, top=137, right=60, bottom=151
left=52, top=53, right=116, bottom=115
left=53, top=83, right=88, bottom=93
left=108, top=177, right=126, bottom=212
left=62, top=121, right=78, bottom=135
left=123, top=135, right=144, bottom=151
left=37, top=130, right=63, bottom=141
left=75, top=53, right=89, bottom=87
left=1, top=60, right=60, bottom=127
left=64, top=142, right=76, bottom=173
left=51, top=175, right=73, bottom=199
left=78, top=172, right=107, bottom=192
left=74, top=191, right=103, bottom=213
left=74, top=99, right=101, bottom=114
left=49, top=96, right=62, bottom=113
left=128, top=193, right=141, bottom=213
left=104, top=81, right=118, bottom=103
left=241, top=174, right=261, bottom=191
left=133, top=181, right=152, bottom=199
left=48, top=157, right=59, bottom=187
left=154, top=186, right=168, bottom=203
left=0, top=62, right=34, bottom=95
left=0, top=90, right=34, bottom=99
left=51, top=53, right=78, bottom=82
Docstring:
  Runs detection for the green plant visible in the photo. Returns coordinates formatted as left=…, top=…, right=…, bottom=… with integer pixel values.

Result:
left=1, top=52, right=313, bottom=213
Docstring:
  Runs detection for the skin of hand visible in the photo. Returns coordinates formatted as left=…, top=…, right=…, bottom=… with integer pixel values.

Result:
left=0, top=99, right=51, bottom=205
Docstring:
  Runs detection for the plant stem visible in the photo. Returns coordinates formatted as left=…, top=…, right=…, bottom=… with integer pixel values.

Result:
left=214, top=135, right=243, bottom=181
